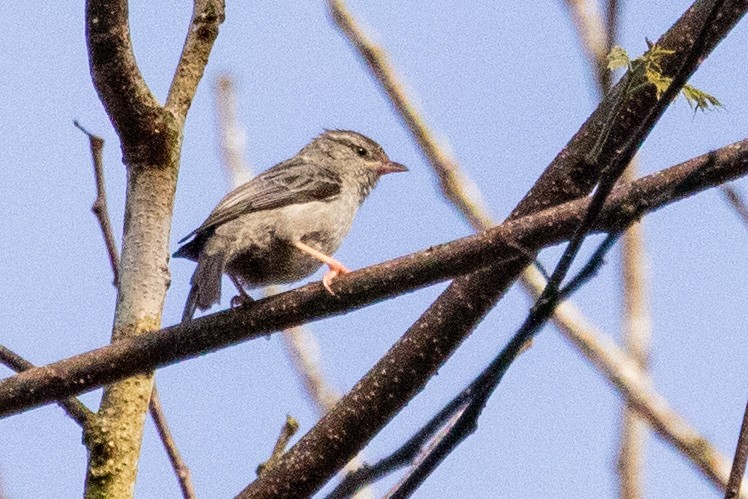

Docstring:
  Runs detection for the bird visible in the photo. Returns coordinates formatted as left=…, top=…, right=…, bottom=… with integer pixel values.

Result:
left=173, top=130, right=407, bottom=322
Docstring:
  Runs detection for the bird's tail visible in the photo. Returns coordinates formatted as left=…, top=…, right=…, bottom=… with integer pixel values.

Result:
left=181, top=252, right=225, bottom=322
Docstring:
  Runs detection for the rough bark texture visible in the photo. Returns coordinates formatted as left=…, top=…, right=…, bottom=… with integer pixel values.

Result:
left=82, top=0, right=222, bottom=496
left=239, top=1, right=748, bottom=496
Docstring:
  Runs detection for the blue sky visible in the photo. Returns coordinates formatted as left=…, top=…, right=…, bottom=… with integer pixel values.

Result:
left=1, top=1, right=747, bottom=497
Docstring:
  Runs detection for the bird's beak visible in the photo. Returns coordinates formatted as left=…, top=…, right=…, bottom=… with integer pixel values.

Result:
left=378, top=160, right=408, bottom=175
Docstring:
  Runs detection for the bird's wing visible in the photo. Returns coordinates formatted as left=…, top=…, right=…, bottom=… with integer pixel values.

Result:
left=178, top=158, right=342, bottom=243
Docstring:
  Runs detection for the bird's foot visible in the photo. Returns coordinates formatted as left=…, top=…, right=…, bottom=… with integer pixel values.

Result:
left=292, top=240, right=351, bottom=296
left=322, top=263, right=350, bottom=296
left=230, top=293, right=254, bottom=309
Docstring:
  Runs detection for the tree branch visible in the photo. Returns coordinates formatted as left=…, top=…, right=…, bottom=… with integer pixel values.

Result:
left=726, top=398, right=748, bottom=499
left=74, top=121, right=120, bottom=286
left=166, top=0, right=225, bottom=120
left=150, top=386, right=196, bottom=499
left=0, top=345, right=92, bottom=426
left=240, top=2, right=748, bottom=495
left=1, top=140, right=746, bottom=418
left=722, top=184, right=748, bottom=229
left=83, top=0, right=223, bottom=496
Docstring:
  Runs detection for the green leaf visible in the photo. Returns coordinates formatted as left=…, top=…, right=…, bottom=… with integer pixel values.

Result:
left=607, top=46, right=631, bottom=70
left=682, top=84, right=723, bottom=112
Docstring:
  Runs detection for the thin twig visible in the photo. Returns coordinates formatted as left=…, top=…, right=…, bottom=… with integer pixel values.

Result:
left=383, top=407, right=465, bottom=499
left=0, top=345, right=92, bottom=426
left=74, top=121, right=120, bottom=286
left=564, top=0, right=610, bottom=87
left=726, top=398, right=748, bottom=499
left=564, top=0, right=652, bottom=495
left=257, top=416, right=300, bottom=476
left=387, top=235, right=621, bottom=497
left=150, top=386, right=196, bottom=499
left=722, top=184, right=748, bottom=229
left=214, top=75, right=252, bottom=186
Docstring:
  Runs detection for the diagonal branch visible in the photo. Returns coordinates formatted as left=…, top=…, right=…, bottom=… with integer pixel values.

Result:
left=722, top=184, right=748, bottom=229
left=74, top=120, right=120, bottom=285
left=240, top=2, right=748, bottom=495
left=0, top=345, right=92, bottom=426
left=328, top=0, right=493, bottom=229
left=166, top=0, right=225, bottom=120
left=0, top=132, right=743, bottom=427
left=150, top=386, right=196, bottom=499
left=726, top=398, right=748, bottom=499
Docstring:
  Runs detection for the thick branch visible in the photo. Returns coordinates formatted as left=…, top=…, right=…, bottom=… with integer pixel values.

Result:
left=1, top=138, right=746, bottom=418
left=83, top=1, right=222, bottom=496
left=241, top=2, right=748, bottom=495
left=85, top=0, right=171, bottom=166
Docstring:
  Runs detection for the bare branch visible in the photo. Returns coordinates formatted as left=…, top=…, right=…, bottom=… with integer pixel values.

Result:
left=74, top=121, right=120, bottom=285
left=1, top=139, right=747, bottom=418
left=328, top=0, right=493, bottom=229
left=83, top=0, right=222, bottom=494
left=722, top=184, right=748, bottom=229
left=563, top=0, right=652, bottom=495
left=214, top=75, right=252, bottom=186
left=0, top=345, right=92, bottom=426
left=564, top=0, right=610, bottom=87
left=617, top=175, right=652, bottom=499
left=280, top=325, right=340, bottom=413
left=85, top=0, right=170, bottom=166
left=257, top=416, right=300, bottom=477
left=166, top=0, right=225, bottom=120
left=726, top=398, right=748, bottom=499
left=241, top=2, right=748, bottom=494
left=75, top=121, right=195, bottom=497
left=523, top=266, right=746, bottom=497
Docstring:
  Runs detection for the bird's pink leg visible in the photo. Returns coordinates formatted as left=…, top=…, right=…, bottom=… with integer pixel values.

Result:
left=292, top=240, right=350, bottom=295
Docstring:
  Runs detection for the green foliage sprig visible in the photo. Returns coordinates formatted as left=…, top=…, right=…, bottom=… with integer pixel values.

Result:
left=607, top=41, right=722, bottom=112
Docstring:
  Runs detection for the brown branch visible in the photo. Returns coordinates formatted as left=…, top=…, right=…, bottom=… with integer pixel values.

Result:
left=166, top=0, right=225, bottom=120
left=564, top=0, right=652, bottom=495
left=0, top=127, right=742, bottom=440
left=726, top=398, right=748, bottom=499
left=241, top=2, right=748, bottom=495
left=722, top=184, right=748, bottom=229
left=85, top=0, right=169, bottom=166
left=0, top=345, right=92, bottom=426
left=150, top=386, right=196, bottom=499
left=74, top=121, right=120, bottom=286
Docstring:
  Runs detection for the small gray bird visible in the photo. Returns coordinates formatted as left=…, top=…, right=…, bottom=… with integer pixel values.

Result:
left=174, top=130, right=407, bottom=322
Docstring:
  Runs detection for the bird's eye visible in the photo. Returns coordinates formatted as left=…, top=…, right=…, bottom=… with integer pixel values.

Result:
left=356, top=147, right=369, bottom=158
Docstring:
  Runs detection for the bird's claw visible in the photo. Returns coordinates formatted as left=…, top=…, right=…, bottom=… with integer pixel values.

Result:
left=322, top=264, right=350, bottom=296
left=231, top=294, right=254, bottom=308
